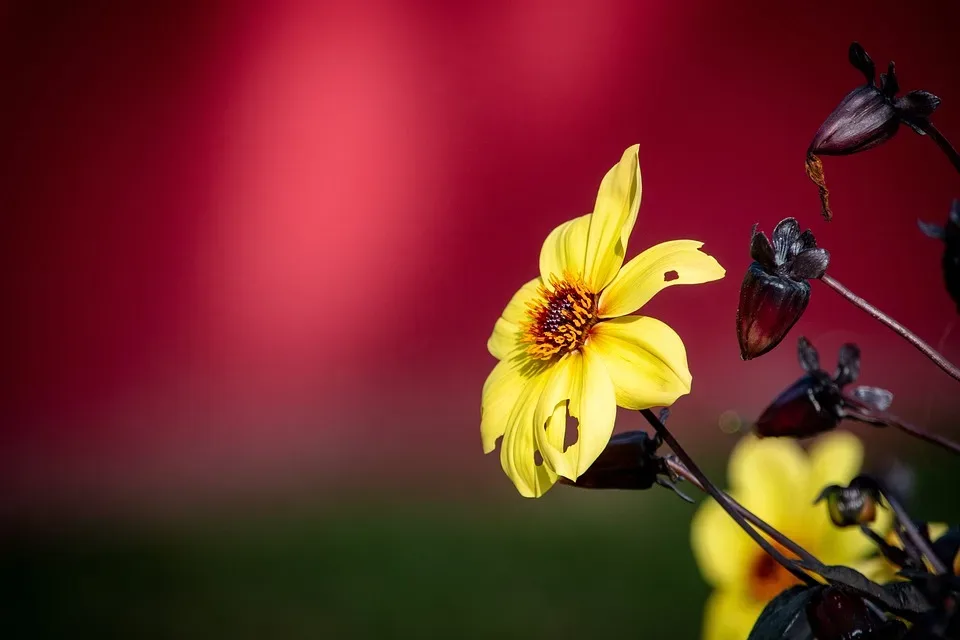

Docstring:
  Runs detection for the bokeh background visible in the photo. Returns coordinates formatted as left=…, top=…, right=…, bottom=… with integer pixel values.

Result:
left=3, top=0, right=960, bottom=637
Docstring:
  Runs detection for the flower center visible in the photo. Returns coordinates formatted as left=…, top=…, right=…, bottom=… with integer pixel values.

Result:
left=749, top=542, right=801, bottom=602
left=522, top=274, right=598, bottom=361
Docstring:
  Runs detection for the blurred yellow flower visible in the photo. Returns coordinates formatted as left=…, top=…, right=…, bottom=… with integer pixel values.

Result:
left=691, top=432, right=892, bottom=640
left=481, top=145, right=725, bottom=497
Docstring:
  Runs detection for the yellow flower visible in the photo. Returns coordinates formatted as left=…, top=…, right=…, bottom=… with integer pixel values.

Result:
left=691, top=432, right=892, bottom=640
left=481, top=145, right=725, bottom=497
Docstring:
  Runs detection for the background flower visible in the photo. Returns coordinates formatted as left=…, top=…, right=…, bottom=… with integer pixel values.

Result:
left=691, top=432, right=891, bottom=640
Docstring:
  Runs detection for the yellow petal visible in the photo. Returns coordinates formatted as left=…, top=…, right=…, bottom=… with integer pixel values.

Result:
left=499, top=370, right=557, bottom=497
left=701, top=589, right=766, bottom=640
left=598, top=240, right=725, bottom=318
left=588, top=316, right=692, bottom=409
left=538, top=214, right=590, bottom=283
left=582, top=145, right=641, bottom=292
left=481, top=358, right=527, bottom=454
left=534, top=348, right=616, bottom=479
left=807, top=431, right=864, bottom=500
left=487, top=278, right=542, bottom=360
left=691, top=496, right=754, bottom=588
left=728, top=435, right=810, bottom=526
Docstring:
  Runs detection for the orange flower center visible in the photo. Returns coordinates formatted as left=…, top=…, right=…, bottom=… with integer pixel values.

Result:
left=522, top=274, right=598, bottom=361
left=749, top=542, right=802, bottom=602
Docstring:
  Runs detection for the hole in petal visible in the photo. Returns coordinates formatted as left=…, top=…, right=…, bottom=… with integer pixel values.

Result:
left=664, top=270, right=679, bottom=282
left=564, top=411, right=580, bottom=453
left=534, top=449, right=544, bottom=466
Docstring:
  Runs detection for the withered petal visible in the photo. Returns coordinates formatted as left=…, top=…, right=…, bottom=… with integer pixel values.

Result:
left=895, top=90, right=941, bottom=119
left=834, top=343, right=861, bottom=386
left=917, top=219, right=946, bottom=241
left=880, top=61, right=898, bottom=98
left=788, top=247, right=830, bottom=280
left=848, top=42, right=876, bottom=85
left=797, top=336, right=820, bottom=372
left=772, top=218, right=801, bottom=264
left=849, top=385, right=893, bottom=412
left=750, top=224, right=776, bottom=268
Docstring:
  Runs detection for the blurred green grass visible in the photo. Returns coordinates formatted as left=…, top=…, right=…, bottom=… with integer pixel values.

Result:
left=3, top=455, right=959, bottom=640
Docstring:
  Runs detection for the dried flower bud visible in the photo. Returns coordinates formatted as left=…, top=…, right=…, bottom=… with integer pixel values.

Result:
left=559, top=430, right=664, bottom=490
left=755, top=337, right=870, bottom=438
left=918, top=199, right=960, bottom=313
left=807, top=42, right=941, bottom=220
left=806, top=586, right=906, bottom=640
left=737, top=219, right=829, bottom=360
left=815, top=478, right=883, bottom=527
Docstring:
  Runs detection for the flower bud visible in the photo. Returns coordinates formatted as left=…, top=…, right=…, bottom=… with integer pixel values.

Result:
left=918, top=199, right=960, bottom=313
left=558, top=431, right=663, bottom=490
left=754, top=338, right=861, bottom=439
left=806, top=42, right=941, bottom=220
left=737, top=219, right=829, bottom=360
left=815, top=479, right=882, bottom=527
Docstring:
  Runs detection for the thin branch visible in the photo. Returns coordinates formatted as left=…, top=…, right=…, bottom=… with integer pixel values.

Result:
left=820, top=274, right=960, bottom=383
left=640, top=410, right=819, bottom=586
left=664, top=457, right=823, bottom=568
left=844, top=400, right=960, bottom=456
left=918, top=120, right=960, bottom=175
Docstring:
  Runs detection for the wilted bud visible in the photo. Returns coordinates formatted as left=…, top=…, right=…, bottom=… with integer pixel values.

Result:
left=918, top=200, right=960, bottom=313
left=815, top=478, right=883, bottom=527
left=806, top=42, right=941, bottom=220
left=737, top=219, right=829, bottom=360
left=806, top=587, right=906, bottom=640
left=755, top=338, right=880, bottom=438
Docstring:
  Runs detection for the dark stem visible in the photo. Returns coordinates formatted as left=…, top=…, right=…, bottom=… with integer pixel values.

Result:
left=859, top=525, right=915, bottom=570
left=877, top=483, right=948, bottom=575
left=640, top=410, right=819, bottom=586
left=918, top=120, right=960, bottom=175
left=844, top=401, right=960, bottom=456
left=820, top=274, right=960, bottom=383
left=665, top=457, right=823, bottom=568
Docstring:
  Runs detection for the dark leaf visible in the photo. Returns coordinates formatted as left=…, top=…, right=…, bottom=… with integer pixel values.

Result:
left=797, top=337, right=820, bottom=372
left=805, top=564, right=933, bottom=615
left=880, top=61, right=899, bottom=97
left=772, top=218, right=802, bottom=265
left=896, top=90, right=941, bottom=119
left=835, top=344, right=861, bottom=386
left=848, top=42, right=876, bottom=85
left=788, top=248, right=830, bottom=280
left=918, top=219, right=946, bottom=241
left=750, top=225, right=777, bottom=269
left=747, top=585, right=820, bottom=640
left=881, top=581, right=935, bottom=615
left=850, top=386, right=894, bottom=412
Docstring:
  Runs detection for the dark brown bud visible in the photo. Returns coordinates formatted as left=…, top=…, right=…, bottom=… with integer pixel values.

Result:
left=559, top=430, right=663, bottom=490
left=918, top=200, right=960, bottom=313
left=754, top=338, right=864, bottom=439
left=737, top=220, right=829, bottom=360
left=806, top=42, right=941, bottom=221
left=815, top=478, right=883, bottom=527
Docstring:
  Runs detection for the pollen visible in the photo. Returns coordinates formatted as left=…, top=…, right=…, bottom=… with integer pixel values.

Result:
left=522, top=274, right=598, bottom=361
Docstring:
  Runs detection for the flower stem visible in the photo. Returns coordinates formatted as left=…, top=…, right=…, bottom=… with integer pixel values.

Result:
left=820, top=273, right=960, bottom=383
left=918, top=120, right=960, bottom=175
left=664, top=457, right=823, bottom=569
left=877, top=481, right=948, bottom=575
left=640, top=409, right=819, bottom=586
left=844, top=400, right=960, bottom=456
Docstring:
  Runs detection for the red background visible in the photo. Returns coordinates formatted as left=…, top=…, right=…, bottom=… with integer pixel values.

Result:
left=3, top=0, right=959, bottom=515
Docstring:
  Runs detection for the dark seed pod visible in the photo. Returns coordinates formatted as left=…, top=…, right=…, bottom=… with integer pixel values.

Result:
left=559, top=431, right=663, bottom=490
left=737, top=220, right=829, bottom=360
left=806, top=42, right=941, bottom=221
left=755, top=338, right=874, bottom=439
left=815, top=479, right=883, bottom=527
